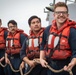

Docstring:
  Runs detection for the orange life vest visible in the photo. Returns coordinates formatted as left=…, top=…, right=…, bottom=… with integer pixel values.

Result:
left=45, top=20, right=76, bottom=60
left=26, top=28, right=45, bottom=59
left=6, top=29, right=22, bottom=55
left=0, top=27, right=7, bottom=49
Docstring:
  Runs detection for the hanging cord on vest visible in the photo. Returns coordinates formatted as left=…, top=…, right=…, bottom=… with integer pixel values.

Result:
left=33, top=59, right=73, bottom=75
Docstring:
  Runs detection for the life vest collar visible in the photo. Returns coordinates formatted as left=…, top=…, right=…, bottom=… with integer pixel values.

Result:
left=29, top=27, right=45, bottom=37
left=0, top=27, right=7, bottom=32
left=51, top=19, right=76, bottom=34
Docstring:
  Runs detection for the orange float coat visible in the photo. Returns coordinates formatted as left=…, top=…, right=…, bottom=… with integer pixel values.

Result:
left=45, top=20, right=76, bottom=59
left=0, top=27, right=7, bottom=49
left=26, top=28, right=45, bottom=59
left=6, top=29, right=27, bottom=55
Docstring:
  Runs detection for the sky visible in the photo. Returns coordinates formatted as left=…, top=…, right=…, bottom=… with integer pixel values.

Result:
left=0, top=0, right=75, bottom=34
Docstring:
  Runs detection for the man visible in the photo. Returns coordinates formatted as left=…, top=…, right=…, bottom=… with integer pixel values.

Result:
left=5, top=20, right=28, bottom=75
left=40, top=2, right=76, bottom=75
left=20, top=15, right=47, bottom=75
left=0, top=19, right=8, bottom=75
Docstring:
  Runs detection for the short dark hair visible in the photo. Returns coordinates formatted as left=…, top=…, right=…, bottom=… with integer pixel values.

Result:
left=54, top=2, right=68, bottom=13
left=7, top=20, right=17, bottom=27
left=28, top=15, right=41, bottom=26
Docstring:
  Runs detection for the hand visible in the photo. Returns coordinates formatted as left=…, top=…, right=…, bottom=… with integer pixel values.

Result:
left=64, top=58, right=76, bottom=72
left=64, top=63, right=74, bottom=72
left=20, top=61, right=25, bottom=69
left=40, top=58, right=48, bottom=68
left=5, top=57, right=10, bottom=64
left=28, top=60, right=36, bottom=67
left=0, top=57, right=4, bottom=62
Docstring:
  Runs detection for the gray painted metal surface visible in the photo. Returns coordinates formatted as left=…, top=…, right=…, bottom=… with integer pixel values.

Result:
left=44, top=0, right=76, bottom=25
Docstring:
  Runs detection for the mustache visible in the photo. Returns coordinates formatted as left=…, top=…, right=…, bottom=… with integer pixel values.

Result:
left=58, top=16, right=65, bottom=18
left=11, top=29, right=15, bottom=31
left=34, top=26, right=39, bottom=28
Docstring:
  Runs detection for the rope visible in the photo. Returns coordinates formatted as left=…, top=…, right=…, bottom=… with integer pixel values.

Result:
left=0, top=58, right=73, bottom=75
left=0, top=57, right=20, bottom=72
left=19, top=66, right=34, bottom=75
left=19, top=67, right=23, bottom=75
left=8, top=62, right=20, bottom=72
left=46, top=64, right=73, bottom=75
left=0, top=57, right=34, bottom=75
left=7, top=60, right=34, bottom=75
left=33, top=59, right=73, bottom=75
left=0, top=57, right=7, bottom=67
left=0, top=62, right=7, bottom=67
left=0, top=59, right=34, bottom=75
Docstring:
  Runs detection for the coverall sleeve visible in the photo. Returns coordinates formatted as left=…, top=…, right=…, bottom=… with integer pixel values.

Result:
left=4, top=30, right=8, bottom=40
left=20, top=38, right=27, bottom=60
left=40, top=25, right=51, bottom=51
left=20, top=33, right=28, bottom=60
left=69, top=27, right=76, bottom=58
